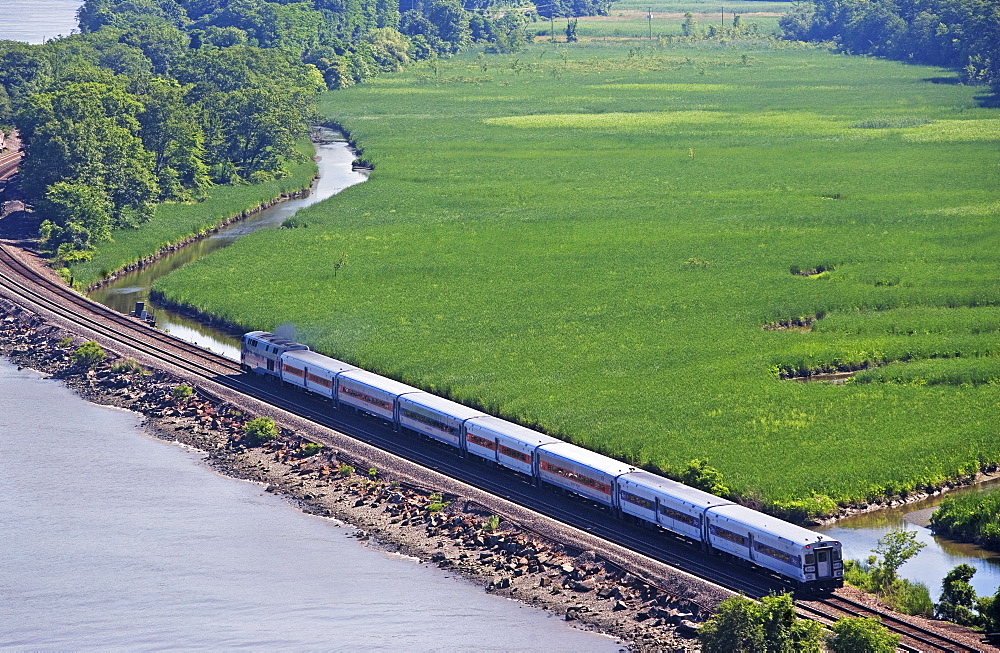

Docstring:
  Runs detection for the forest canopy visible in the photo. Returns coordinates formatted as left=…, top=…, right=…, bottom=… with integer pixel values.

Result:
left=780, top=0, right=1000, bottom=92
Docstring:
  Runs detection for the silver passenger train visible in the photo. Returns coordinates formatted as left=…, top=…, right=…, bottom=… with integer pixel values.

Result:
left=242, top=331, right=844, bottom=591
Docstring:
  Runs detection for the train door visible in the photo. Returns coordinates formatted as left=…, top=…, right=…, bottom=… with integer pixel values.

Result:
left=814, top=547, right=833, bottom=578
left=267, top=358, right=275, bottom=372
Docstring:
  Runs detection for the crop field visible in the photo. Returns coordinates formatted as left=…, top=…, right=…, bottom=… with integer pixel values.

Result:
left=152, top=38, right=1000, bottom=511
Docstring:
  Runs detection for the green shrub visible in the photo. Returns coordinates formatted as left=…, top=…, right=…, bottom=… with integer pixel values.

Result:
left=338, top=463, right=355, bottom=477
left=297, top=442, right=323, bottom=457
left=680, top=459, right=729, bottom=497
left=72, top=341, right=105, bottom=368
left=171, top=384, right=193, bottom=401
left=826, top=617, right=899, bottom=652
left=244, top=416, right=279, bottom=446
left=111, top=357, right=144, bottom=374
left=700, top=594, right=822, bottom=652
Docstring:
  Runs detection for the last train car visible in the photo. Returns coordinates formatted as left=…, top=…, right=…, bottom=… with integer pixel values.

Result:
left=242, top=331, right=308, bottom=378
left=704, top=503, right=844, bottom=591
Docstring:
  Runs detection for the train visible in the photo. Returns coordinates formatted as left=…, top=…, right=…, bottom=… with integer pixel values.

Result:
left=242, top=330, right=844, bottom=592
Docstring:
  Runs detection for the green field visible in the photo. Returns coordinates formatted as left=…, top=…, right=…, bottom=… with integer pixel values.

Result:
left=69, top=140, right=318, bottom=288
left=151, top=38, right=1000, bottom=512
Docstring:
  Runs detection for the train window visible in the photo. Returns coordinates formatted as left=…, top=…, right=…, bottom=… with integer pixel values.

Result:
left=498, top=445, right=529, bottom=463
left=620, top=490, right=654, bottom=511
left=710, top=525, right=748, bottom=547
left=832, top=550, right=841, bottom=560
left=804, top=554, right=815, bottom=565
left=817, top=551, right=828, bottom=563
left=754, top=541, right=797, bottom=567
left=660, top=505, right=698, bottom=527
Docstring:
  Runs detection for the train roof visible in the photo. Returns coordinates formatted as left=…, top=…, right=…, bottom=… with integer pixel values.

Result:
left=398, top=393, right=487, bottom=421
left=538, top=442, right=635, bottom=477
left=466, top=416, right=561, bottom=447
left=337, top=368, right=421, bottom=397
left=708, top=504, right=840, bottom=547
left=281, top=350, right=357, bottom=374
left=244, top=331, right=308, bottom=350
left=620, top=470, right=733, bottom=509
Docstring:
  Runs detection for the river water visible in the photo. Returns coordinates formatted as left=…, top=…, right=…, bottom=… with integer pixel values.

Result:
left=815, top=483, right=1000, bottom=597
left=0, top=0, right=81, bottom=43
left=0, top=360, right=619, bottom=650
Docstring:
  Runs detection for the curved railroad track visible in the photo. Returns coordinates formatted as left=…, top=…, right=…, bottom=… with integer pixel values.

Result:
left=0, top=241, right=992, bottom=651
left=799, top=594, right=984, bottom=652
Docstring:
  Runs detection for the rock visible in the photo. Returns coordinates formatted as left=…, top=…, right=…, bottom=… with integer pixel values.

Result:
left=677, top=619, right=700, bottom=637
left=560, top=563, right=575, bottom=574
left=613, top=600, right=628, bottom=612
left=671, top=612, right=694, bottom=624
left=572, top=580, right=595, bottom=592
left=635, top=610, right=651, bottom=622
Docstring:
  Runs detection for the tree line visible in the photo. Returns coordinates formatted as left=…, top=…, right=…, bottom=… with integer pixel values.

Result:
left=0, top=0, right=536, bottom=259
left=780, top=0, right=1000, bottom=92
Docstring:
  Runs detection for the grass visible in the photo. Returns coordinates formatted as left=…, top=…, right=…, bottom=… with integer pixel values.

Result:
left=930, top=488, right=1000, bottom=550
left=68, top=139, right=317, bottom=288
left=148, top=37, right=1000, bottom=508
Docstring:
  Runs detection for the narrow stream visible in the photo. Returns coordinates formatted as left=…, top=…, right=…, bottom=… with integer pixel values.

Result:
left=88, top=127, right=367, bottom=360
left=814, top=478, right=1000, bottom=596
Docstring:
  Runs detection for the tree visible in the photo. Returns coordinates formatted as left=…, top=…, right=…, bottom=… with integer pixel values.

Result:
left=978, top=587, right=1000, bottom=633
left=870, top=530, right=925, bottom=593
left=826, top=616, right=900, bottom=653
left=682, top=11, right=697, bottom=37
left=936, top=564, right=979, bottom=627
left=700, top=594, right=822, bottom=653
left=38, top=182, right=113, bottom=251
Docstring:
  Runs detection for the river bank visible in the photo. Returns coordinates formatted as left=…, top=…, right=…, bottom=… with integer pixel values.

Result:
left=0, top=297, right=727, bottom=651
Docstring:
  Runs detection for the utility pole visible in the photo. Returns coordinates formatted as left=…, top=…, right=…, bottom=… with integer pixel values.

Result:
left=721, top=6, right=724, bottom=28
left=647, top=7, right=652, bottom=39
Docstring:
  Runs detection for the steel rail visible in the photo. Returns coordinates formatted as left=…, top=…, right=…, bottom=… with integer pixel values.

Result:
left=806, top=594, right=984, bottom=652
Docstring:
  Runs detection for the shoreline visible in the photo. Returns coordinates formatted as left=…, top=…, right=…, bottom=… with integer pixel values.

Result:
left=0, top=298, right=726, bottom=652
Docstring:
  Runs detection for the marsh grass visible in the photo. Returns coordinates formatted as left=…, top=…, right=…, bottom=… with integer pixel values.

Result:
left=150, top=40, right=1000, bottom=506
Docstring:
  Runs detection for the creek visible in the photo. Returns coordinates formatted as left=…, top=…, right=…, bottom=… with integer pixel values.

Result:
left=87, top=127, right=366, bottom=360
left=814, top=479, right=1000, bottom=596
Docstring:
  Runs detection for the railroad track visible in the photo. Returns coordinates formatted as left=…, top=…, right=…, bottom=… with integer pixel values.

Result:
left=0, top=151, right=23, bottom=181
left=0, top=241, right=992, bottom=651
left=798, top=594, right=984, bottom=652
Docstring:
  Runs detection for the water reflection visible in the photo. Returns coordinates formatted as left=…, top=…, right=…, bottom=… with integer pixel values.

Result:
left=815, top=478, right=1000, bottom=596
left=89, top=127, right=368, bottom=360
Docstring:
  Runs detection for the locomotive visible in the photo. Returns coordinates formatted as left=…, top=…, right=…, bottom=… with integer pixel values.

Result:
left=242, top=330, right=844, bottom=591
